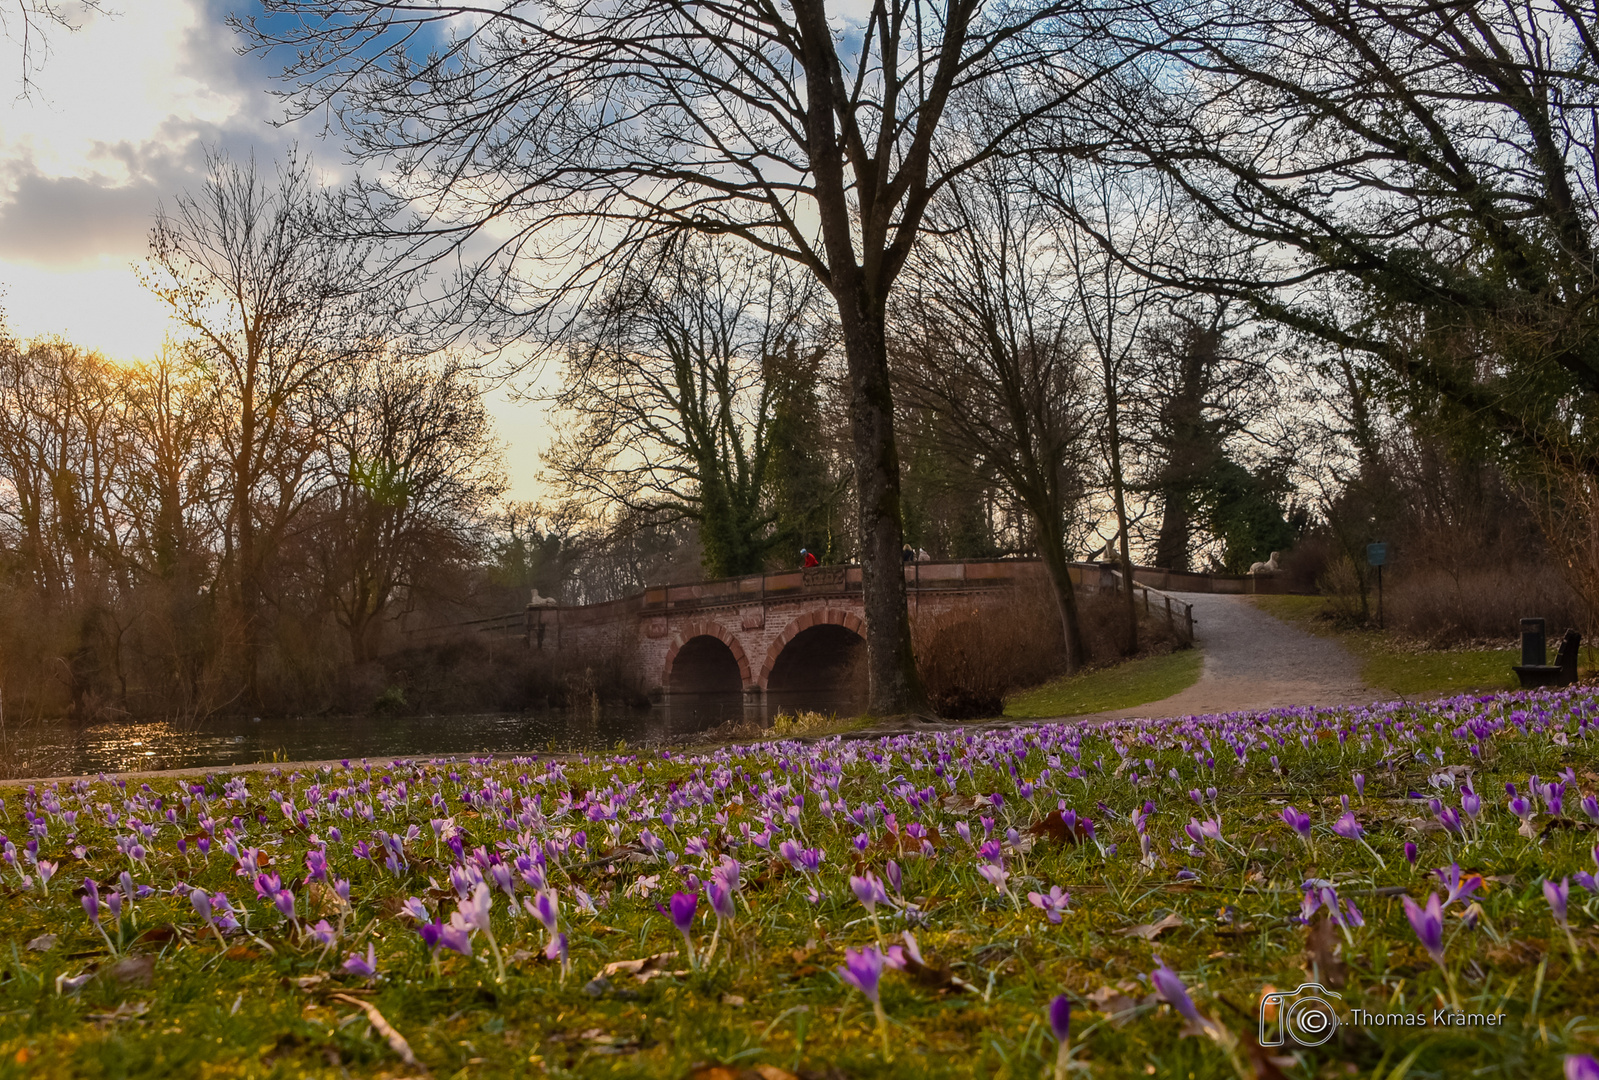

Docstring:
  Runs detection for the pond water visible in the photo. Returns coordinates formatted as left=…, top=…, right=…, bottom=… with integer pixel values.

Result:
left=0, top=690, right=862, bottom=777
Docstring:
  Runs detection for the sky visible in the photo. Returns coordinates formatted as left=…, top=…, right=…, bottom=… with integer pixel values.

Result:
left=0, top=0, right=550, bottom=500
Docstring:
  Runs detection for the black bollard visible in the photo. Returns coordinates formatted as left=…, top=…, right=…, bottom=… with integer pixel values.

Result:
left=1520, top=618, right=1547, bottom=668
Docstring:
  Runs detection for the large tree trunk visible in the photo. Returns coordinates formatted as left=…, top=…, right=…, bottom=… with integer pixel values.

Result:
left=1035, top=513, right=1088, bottom=673
left=837, top=296, right=926, bottom=714
left=1154, top=490, right=1191, bottom=571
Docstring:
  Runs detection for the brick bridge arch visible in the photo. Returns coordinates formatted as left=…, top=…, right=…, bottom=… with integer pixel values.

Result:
left=662, top=620, right=752, bottom=690
left=757, top=608, right=867, bottom=690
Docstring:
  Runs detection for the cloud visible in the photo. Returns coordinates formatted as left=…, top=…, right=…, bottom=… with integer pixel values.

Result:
left=0, top=0, right=294, bottom=268
left=0, top=145, right=181, bottom=267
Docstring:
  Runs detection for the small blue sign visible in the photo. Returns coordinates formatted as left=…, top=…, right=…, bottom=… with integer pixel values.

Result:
left=1366, top=542, right=1388, bottom=567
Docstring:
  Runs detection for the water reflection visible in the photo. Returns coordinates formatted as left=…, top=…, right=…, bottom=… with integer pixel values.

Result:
left=3, top=689, right=863, bottom=776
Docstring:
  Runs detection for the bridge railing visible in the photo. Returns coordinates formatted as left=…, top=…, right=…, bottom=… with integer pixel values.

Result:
left=403, top=558, right=1196, bottom=644
left=637, top=558, right=1090, bottom=611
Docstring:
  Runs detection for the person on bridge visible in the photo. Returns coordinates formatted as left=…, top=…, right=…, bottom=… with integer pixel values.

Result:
left=801, top=548, right=819, bottom=568
left=902, top=544, right=915, bottom=563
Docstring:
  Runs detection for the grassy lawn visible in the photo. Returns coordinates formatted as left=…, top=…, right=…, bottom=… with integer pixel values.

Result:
left=3, top=689, right=1597, bottom=1078
left=1251, top=594, right=1520, bottom=697
left=1003, top=647, right=1203, bottom=718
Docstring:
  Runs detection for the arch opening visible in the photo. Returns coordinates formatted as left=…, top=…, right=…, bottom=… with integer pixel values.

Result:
left=667, top=635, right=744, bottom=696
left=765, top=624, right=866, bottom=710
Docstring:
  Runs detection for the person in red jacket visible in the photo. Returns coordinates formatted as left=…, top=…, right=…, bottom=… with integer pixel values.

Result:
left=801, top=548, right=819, bottom=568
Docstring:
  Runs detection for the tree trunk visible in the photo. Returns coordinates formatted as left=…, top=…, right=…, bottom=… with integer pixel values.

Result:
left=1154, top=490, right=1191, bottom=571
left=235, top=373, right=261, bottom=705
left=837, top=296, right=925, bottom=714
left=1035, top=514, right=1088, bottom=673
left=1104, top=368, right=1139, bottom=654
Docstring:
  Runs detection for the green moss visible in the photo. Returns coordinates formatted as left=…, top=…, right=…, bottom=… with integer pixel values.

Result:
left=1250, top=594, right=1519, bottom=696
left=1002, top=648, right=1203, bottom=718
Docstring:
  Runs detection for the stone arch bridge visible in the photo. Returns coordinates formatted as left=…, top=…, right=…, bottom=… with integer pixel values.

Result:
left=416, top=560, right=1205, bottom=704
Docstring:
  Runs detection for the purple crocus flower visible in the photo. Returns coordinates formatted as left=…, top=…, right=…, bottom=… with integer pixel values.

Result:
left=1436, top=864, right=1483, bottom=908
left=1582, top=796, right=1599, bottom=825
left=83, top=878, right=101, bottom=922
left=1150, top=964, right=1206, bottom=1031
left=342, top=943, right=377, bottom=979
left=529, top=889, right=560, bottom=935
left=1047, top=993, right=1072, bottom=1077
left=668, top=890, right=699, bottom=966
left=1404, top=842, right=1418, bottom=867
left=1567, top=1054, right=1599, bottom=1080
left=1402, top=892, right=1446, bottom=965
left=1280, top=806, right=1312, bottom=841
left=838, top=945, right=885, bottom=1004
left=977, top=862, right=1011, bottom=896
left=1028, top=886, right=1071, bottom=924
left=707, top=879, right=735, bottom=922
left=851, top=872, right=889, bottom=914
left=544, top=930, right=569, bottom=968
left=668, top=890, right=697, bottom=935
left=1545, top=877, right=1570, bottom=927
left=1331, top=812, right=1363, bottom=839
left=1048, top=995, right=1071, bottom=1043
left=438, top=921, right=473, bottom=957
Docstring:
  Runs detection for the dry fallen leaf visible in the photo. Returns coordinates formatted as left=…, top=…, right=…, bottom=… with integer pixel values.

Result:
left=1029, top=809, right=1090, bottom=845
left=601, top=952, right=689, bottom=982
left=1086, top=985, right=1147, bottom=1027
left=720, top=993, right=746, bottom=1007
left=1117, top=912, right=1185, bottom=940
left=104, top=954, right=156, bottom=987
left=1303, top=914, right=1347, bottom=989
left=25, top=933, right=56, bottom=952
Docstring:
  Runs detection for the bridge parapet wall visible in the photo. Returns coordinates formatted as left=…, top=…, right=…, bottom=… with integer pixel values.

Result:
left=411, top=558, right=1204, bottom=696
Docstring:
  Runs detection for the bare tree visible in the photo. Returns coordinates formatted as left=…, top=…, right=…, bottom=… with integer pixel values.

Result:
left=1066, top=0, right=1599, bottom=607
left=894, top=163, right=1094, bottom=672
left=234, top=0, right=1139, bottom=713
left=142, top=149, right=406, bottom=700
left=3, top=0, right=109, bottom=95
left=1042, top=164, right=1169, bottom=653
left=544, top=236, right=824, bottom=579
left=314, top=355, right=505, bottom=662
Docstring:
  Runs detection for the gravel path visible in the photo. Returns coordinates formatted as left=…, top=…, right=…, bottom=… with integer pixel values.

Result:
left=1110, top=592, right=1375, bottom=719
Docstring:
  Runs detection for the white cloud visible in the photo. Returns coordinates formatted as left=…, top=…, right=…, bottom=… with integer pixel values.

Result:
left=0, top=0, right=550, bottom=500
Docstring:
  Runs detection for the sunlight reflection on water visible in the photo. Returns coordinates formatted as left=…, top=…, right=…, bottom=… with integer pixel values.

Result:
left=4, top=690, right=862, bottom=776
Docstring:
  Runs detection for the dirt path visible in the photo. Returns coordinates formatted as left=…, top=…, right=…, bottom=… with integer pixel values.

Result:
left=1107, top=592, right=1375, bottom=719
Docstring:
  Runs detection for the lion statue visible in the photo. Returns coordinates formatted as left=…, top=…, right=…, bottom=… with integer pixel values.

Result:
left=1248, top=551, right=1281, bottom=575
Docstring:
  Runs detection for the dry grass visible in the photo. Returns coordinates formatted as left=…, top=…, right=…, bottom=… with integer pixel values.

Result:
left=1318, top=558, right=1588, bottom=647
